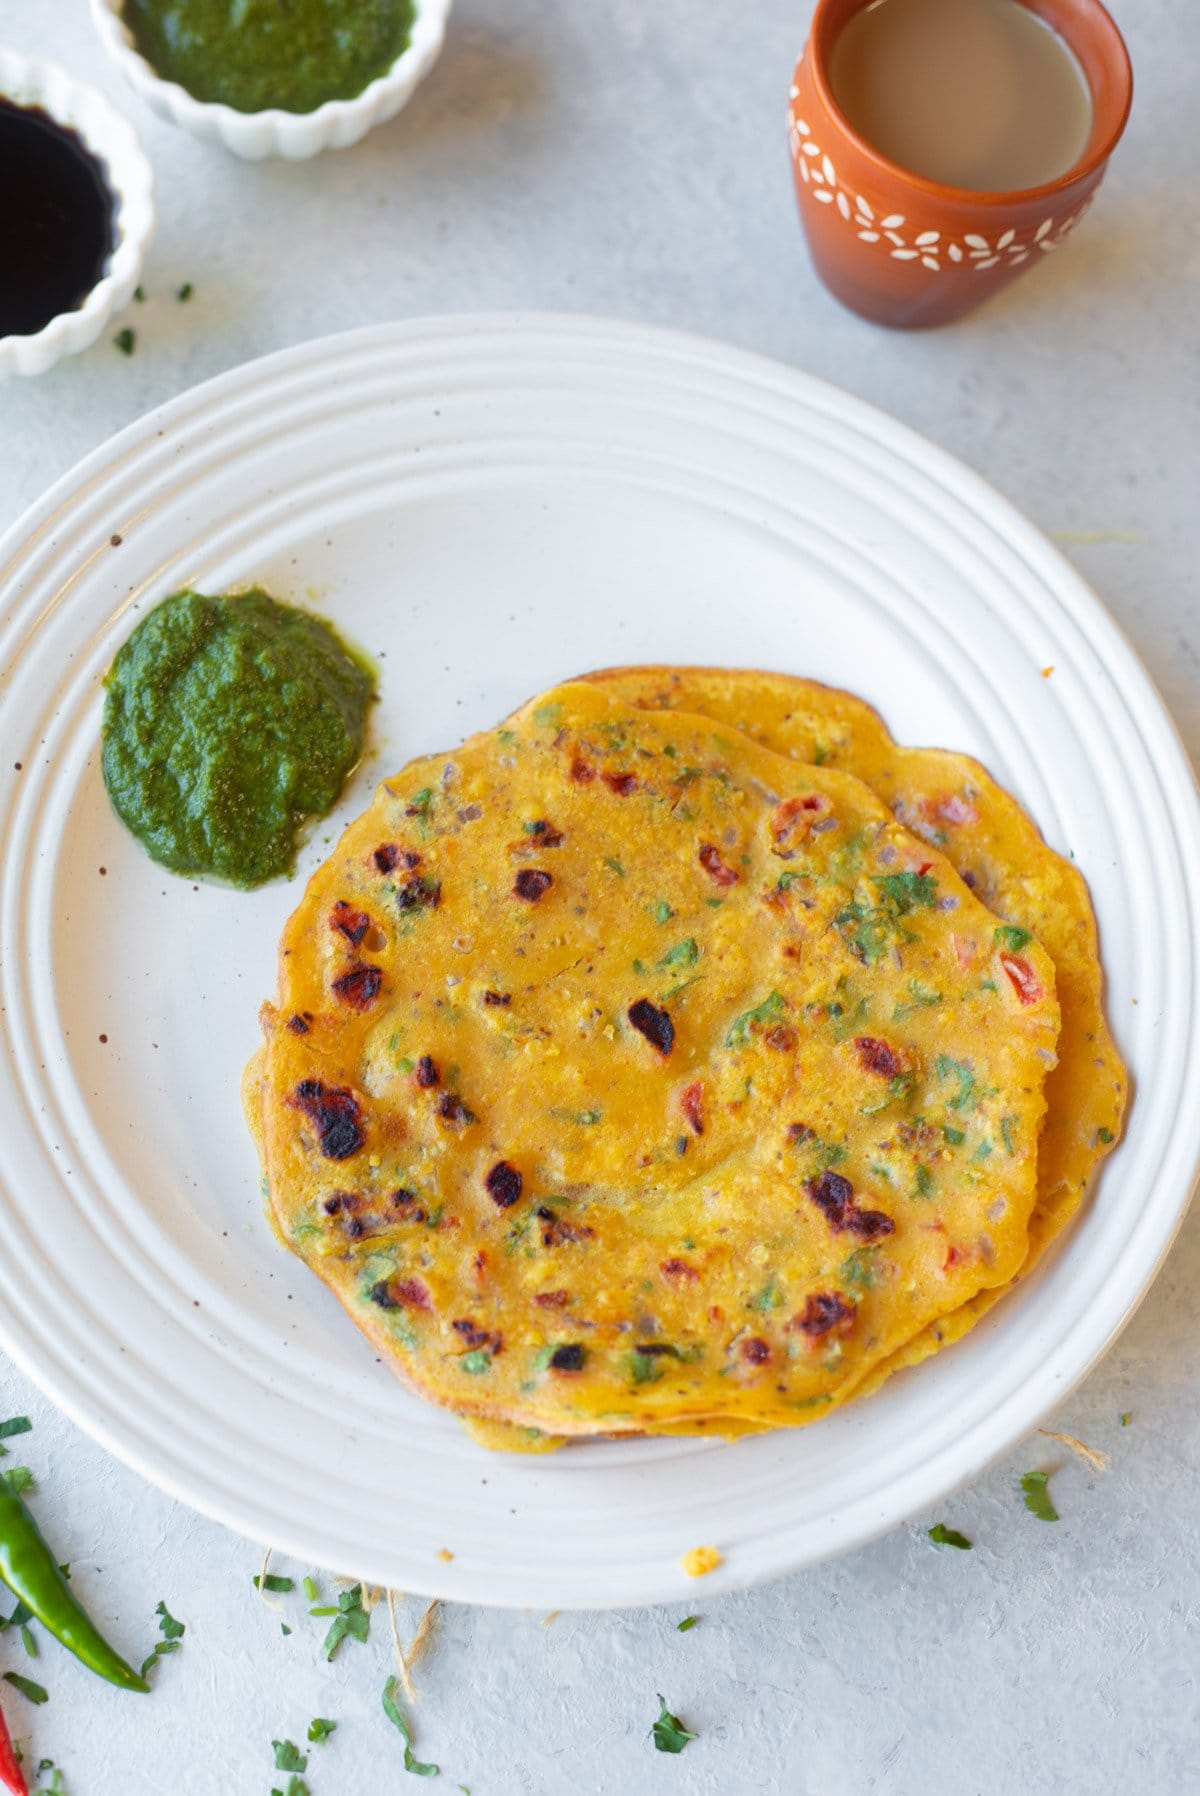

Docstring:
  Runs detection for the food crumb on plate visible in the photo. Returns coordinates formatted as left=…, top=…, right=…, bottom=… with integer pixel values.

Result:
left=1041, top=666, right=1054, bottom=677
left=436, top=1548, right=454, bottom=1562
left=681, top=1545, right=722, bottom=1578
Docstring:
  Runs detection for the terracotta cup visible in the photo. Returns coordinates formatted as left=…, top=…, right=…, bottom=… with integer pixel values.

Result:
left=789, top=0, right=1133, bottom=327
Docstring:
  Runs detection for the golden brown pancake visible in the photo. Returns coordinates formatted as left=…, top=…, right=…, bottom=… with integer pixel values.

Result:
left=585, top=666, right=1126, bottom=1390
left=247, top=681, right=1060, bottom=1440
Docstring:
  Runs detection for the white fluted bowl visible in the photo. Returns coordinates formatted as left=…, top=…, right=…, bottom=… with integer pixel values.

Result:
left=0, top=49, right=155, bottom=379
left=88, top=0, right=451, bottom=161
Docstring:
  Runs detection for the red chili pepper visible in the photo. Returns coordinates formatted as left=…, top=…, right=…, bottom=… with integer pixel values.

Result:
left=1000, top=953, right=1043, bottom=1006
left=0, top=1695, right=29, bottom=1796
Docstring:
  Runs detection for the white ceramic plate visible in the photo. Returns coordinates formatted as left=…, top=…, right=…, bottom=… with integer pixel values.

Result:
left=1, top=316, right=1196, bottom=1609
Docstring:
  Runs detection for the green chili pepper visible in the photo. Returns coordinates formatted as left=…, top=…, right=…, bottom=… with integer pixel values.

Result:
left=0, top=1473, right=147, bottom=1693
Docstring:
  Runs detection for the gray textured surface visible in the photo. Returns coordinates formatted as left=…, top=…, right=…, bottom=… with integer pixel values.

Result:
left=1, top=2, right=1197, bottom=1791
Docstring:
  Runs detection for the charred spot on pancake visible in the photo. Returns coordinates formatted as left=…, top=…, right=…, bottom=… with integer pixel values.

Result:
left=415, top=1054, right=440, bottom=1089
left=786, top=1122, right=816, bottom=1144
left=568, top=756, right=595, bottom=783
left=680, top=1080, right=705, bottom=1135
left=396, top=874, right=440, bottom=912
left=285, top=1011, right=312, bottom=1035
left=452, top=1318, right=502, bottom=1353
left=628, top=998, right=674, bottom=1055
left=483, top=989, right=512, bottom=1007
left=740, top=1336, right=770, bottom=1364
left=660, top=1257, right=699, bottom=1281
left=805, top=1169, right=895, bottom=1241
left=331, top=964, right=383, bottom=1010
left=523, top=819, right=564, bottom=845
left=764, top=1024, right=797, bottom=1052
left=485, top=1160, right=523, bottom=1208
left=792, top=1292, right=857, bottom=1340
left=538, top=1207, right=594, bottom=1247
left=391, top=1187, right=428, bottom=1221
left=548, top=1343, right=585, bottom=1373
left=288, top=1079, right=364, bottom=1160
left=437, top=1092, right=477, bottom=1125
left=323, top=1191, right=351, bottom=1215
left=514, top=868, right=553, bottom=902
left=534, top=1289, right=570, bottom=1308
left=698, top=842, right=738, bottom=886
left=330, top=900, right=370, bottom=945
left=602, top=771, right=637, bottom=796
left=373, top=844, right=400, bottom=872
left=371, top=1276, right=431, bottom=1311
left=854, top=1035, right=903, bottom=1077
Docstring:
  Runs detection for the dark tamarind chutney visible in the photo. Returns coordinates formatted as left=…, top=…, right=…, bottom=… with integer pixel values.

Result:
left=1, top=99, right=115, bottom=338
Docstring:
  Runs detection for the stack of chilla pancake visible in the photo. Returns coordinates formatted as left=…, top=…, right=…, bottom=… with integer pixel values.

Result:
left=244, top=670, right=1124, bottom=1451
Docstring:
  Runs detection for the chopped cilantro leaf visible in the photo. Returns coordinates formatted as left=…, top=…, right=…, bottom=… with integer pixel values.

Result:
left=281, top=1624, right=291, bottom=1636
left=928, top=1523, right=972, bottom=1549
left=1098, top=1126, right=1115, bottom=1145
left=134, top=284, right=145, bottom=302
left=0, top=1418, right=32, bottom=1441
left=4, top=1468, right=34, bottom=1495
left=156, top=1600, right=185, bottom=1640
left=1120, top=1412, right=1131, bottom=1426
left=113, top=328, right=136, bottom=355
left=840, top=1248, right=880, bottom=1292
left=656, top=938, right=699, bottom=971
left=307, top=1718, right=336, bottom=1745
left=322, top=1585, right=370, bottom=1660
left=254, top=1574, right=295, bottom=1594
left=942, top=1125, right=966, bottom=1147
left=994, top=924, right=1033, bottom=952
left=603, top=856, right=626, bottom=877
left=1000, top=1116, right=1018, bottom=1156
left=913, top=1164, right=933, bottom=1198
left=532, top=701, right=563, bottom=729
left=271, top=1779, right=308, bottom=1796
left=653, top=900, right=675, bottom=924
left=750, top=1280, right=783, bottom=1311
left=971, top=1140, right=993, bottom=1162
left=629, top=1352, right=664, bottom=1385
left=4, top=1671, right=47, bottom=1704
left=273, top=1741, right=307, bottom=1773
left=651, top=1695, right=698, bottom=1754
left=935, top=1055, right=977, bottom=1111
left=176, top=282, right=193, bottom=301
left=460, top=1349, right=491, bottom=1374
left=1020, top=1471, right=1059, bottom=1522
left=382, top=1675, right=439, bottom=1776
left=726, top=990, right=786, bottom=1047
left=677, top=1616, right=698, bottom=1632
left=875, top=871, right=937, bottom=913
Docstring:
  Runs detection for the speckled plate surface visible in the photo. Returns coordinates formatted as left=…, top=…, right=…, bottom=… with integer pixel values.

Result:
left=0, top=315, right=1196, bottom=1609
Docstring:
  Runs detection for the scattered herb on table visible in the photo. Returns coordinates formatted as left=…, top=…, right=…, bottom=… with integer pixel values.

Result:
left=651, top=1695, right=697, bottom=1754
left=0, top=1422, right=32, bottom=1460
left=322, top=1585, right=370, bottom=1660
left=382, top=1675, right=438, bottom=1776
left=112, top=329, right=135, bottom=356
left=307, top=1718, right=336, bottom=1744
left=140, top=1600, right=185, bottom=1679
left=3, top=1675, right=46, bottom=1706
left=676, top=1616, right=698, bottom=1632
left=271, top=1778, right=308, bottom=1796
left=1120, top=1412, right=1132, bottom=1426
left=303, top=1577, right=319, bottom=1603
left=928, top=1523, right=972, bottom=1550
left=2, top=1475, right=33, bottom=1499
left=254, top=1574, right=295, bottom=1594
left=1021, top=1471, right=1059, bottom=1522
left=0, top=1474, right=147, bottom=1692
left=176, top=283, right=193, bottom=302
left=133, top=285, right=145, bottom=303
left=272, top=1740, right=307, bottom=1772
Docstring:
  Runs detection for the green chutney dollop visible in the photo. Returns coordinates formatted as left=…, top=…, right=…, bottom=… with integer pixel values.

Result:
left=101, top=588, right=375, bottom=889
left=122, top=0, right=416, bottom=115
